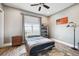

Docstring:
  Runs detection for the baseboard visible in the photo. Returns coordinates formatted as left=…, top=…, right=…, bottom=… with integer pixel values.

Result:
left=3, top=43, right=12, bottom=47
left=52, top=38, right=78, bottom=49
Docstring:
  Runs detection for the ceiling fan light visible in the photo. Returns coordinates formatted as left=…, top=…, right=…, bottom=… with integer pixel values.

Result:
left=30, top=3, right=50, bottom=11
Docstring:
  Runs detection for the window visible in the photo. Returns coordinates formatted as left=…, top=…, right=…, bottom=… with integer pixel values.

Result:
left=24, top=15, right=41, bottom=36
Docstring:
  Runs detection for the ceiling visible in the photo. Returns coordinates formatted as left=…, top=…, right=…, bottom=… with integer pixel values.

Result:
left=4, top=3, right=74, bottom=16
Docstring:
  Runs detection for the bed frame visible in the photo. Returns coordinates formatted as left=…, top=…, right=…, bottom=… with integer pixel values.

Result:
left=29, top=42, right=55, bottom=56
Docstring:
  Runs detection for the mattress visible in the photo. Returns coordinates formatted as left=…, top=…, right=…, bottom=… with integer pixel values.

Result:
left=25, top=36, right=55, bottom=55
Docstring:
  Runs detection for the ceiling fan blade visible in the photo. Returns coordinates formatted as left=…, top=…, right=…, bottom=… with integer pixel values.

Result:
left=31, top=4, right=40, bottom=6
left=39, top=7, right=41, bottom=11
left=43, top=4, right=50, bottom=9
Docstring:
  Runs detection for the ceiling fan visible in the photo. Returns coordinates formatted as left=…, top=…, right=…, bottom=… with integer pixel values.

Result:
left=30, top=3, right=50, bottom=11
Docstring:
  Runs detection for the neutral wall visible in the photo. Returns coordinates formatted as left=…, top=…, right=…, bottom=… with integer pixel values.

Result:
left=49, top=4, right=79, bottom=47
left=0, top=4, right=3, bottom=9
left=4, top=6, right=48, bottom=43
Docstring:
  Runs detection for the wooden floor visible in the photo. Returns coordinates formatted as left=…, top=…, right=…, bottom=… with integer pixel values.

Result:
left=0, top=42, right=79, bottom=56
left=0, top=44, right=26, bottom=56
left=55, top=42, right=79, bottom=56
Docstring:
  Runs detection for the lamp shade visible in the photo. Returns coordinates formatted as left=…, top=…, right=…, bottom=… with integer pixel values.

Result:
left=66, top=22, right=76, bottom=28
left=67, top=25, right=70, bottom=27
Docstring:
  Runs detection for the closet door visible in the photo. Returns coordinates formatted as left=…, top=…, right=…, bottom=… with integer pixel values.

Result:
left=0, top=9, right=4, bottom=47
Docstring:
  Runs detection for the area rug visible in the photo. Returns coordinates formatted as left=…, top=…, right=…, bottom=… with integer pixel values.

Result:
left=0, top=44, right=72, bottom=56
left=20, top=48, right=71, bottom=56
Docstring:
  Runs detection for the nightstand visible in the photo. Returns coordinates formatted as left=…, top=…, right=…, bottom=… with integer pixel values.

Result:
left=12, top=36, right=22, bottom=46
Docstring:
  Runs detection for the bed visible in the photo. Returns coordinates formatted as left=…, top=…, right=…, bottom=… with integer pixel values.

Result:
left=25, top=36, right=55, bottom=56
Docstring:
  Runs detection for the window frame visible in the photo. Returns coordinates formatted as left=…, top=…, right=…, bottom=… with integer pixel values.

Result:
left=23, top=14, right=42, bottom=37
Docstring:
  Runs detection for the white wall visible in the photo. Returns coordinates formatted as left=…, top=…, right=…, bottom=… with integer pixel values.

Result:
left=0, top=4, right=4, bottom=47
left=4, top=6, right=24, bottom=43
left=49, top=4, right=79, bottom=47
left=41, top=16, right=48, bottom=26
left=4, top=6, right=48, bottom=43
